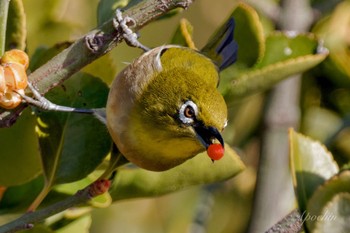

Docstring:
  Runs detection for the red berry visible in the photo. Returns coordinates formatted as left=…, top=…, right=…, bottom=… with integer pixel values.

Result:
left=207, top=144, right=225, bottom=161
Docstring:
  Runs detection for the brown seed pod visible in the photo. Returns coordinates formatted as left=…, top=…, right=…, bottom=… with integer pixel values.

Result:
left=3, top=63, right=28, bottom=90
left=1, top=49, right=29, bottom=69
left=0, top=66, right=6, bottom=93
left=0, top=89, right=23, bottom=109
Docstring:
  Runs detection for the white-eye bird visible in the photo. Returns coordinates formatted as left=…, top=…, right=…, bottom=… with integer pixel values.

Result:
left=106, top=45, right=228, bottom=171
left=21, top=15, right=238, bottom=172
left=105, top=18, right=238, bottom=171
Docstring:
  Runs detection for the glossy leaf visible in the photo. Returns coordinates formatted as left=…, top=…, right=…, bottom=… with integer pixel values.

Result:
left=170, top=18, right=196, bottom=49
left=289, top=129, right=339, bottom=212
left=6, top=0, right=26, bottom=50
left=110, top=144, right=245, bottom=201
left=312, top=1, right=350, bottom=86
left=0, top=109, right=42, bottom=186
left=255, top=32, right=319, bottom=68
left=307, top=171, right=350, bottom=232
left=223, top=33, right=328, bottom=98
left=0, top=176, right=44, bottom=213
left=313, top=192, right=350, bottom=233
left=216, top=2, right=264, bottom=98
left=29, top=73, right=111, bottom=210
left=231, top=2, right=265, bottom=67
left=36, top=73, right=111, bottom=186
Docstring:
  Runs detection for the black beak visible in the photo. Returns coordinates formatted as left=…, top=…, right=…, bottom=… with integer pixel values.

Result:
left=194, top=124, right=224, bottom=149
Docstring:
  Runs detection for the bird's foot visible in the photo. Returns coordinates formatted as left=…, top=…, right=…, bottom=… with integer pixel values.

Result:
left=113, top=9, right=150, bottom=52
left=17, top=82, right=94, bottom=114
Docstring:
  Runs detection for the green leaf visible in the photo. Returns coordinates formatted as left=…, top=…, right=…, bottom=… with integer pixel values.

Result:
left=289, top=129, right=339, bottom=212
left=6, top=0, right=26, bottom=50
left=223, top=34, right=328, bottom=98
left=36, top=73, right=111, bottom=186
left=28, top=73, right=111, bottom=210
left=313, top=192, right=350, bottom=233
left=0, top=109, right=42, bottom=186
left=82, top=53, right=117, bottom=85
left=256, top=32, right=319, bottom=68
left=110, top=144, right=245, bottom=201
left=170, top=18, right=195, bottom=49
left=0, top=176, right=44, bottom=213
left=222, top=93, right=265, bottom=145
left=97, top=0, right=130, bottom=26
left=20, top=224, right=54, bottom=233
left=23, top=0, right=79, bottom=53
left=231, top=2, right=265, bottom=67
left=307, top=171, right=350, bottom=232
left=56, top=214, right=92, bottom=233
left=302, top=107, right=342, bottom=143
left=212, top=2, right=265, bottom=97
left=312, top=1, right=350, bottom=86
left=29, top=42, right=71, bottom=72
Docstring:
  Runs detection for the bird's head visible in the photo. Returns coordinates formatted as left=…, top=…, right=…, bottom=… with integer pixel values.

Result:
left=128, top=47, right=227, bottom=170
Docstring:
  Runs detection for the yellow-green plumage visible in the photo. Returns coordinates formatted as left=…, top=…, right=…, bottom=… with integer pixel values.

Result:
left=106, top=45, right=227, bottom=171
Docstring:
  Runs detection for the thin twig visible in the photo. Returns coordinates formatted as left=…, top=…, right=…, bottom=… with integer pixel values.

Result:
left=0, top=183, right=92, bottom=233
left=0, top=0, right=194, bottom=127
left=0, top=178, right=112, bottom=233
left=0, top=147, right=126, bottom=232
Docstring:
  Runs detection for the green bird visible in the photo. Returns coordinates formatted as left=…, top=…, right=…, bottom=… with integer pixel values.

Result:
left=107, top=46, right=226, bottom=171
left=106, top=18, right=238, bottom=171
left=22, top=16, right=238, bottom=172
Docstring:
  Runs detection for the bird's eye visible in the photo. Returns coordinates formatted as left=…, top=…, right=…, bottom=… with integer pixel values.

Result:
left=179, top=100, right=198, bottom=124
left=184, top=105, right=195, bottom=118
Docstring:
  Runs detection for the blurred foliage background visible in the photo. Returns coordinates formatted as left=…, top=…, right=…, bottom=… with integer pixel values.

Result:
left=0, top=0, right=350, bottom=232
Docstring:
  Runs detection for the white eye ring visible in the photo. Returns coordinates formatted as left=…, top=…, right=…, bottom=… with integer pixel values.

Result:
left=179, top=100, right=198, bottom=124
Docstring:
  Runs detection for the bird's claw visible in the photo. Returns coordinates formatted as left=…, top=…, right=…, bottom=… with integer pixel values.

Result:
left=17, top=83, right=93, bottom=113
left=16, top=82, right=54, bottom=110
left=113, top=9, right=150, bottom=52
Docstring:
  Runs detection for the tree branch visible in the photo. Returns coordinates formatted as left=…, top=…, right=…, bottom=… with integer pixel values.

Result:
left=0, top=0, right=194, bottom=127
left=265, top=209, right=303, bottom=233
left=0, top=179, right=112, bottom=233
left=0, top=189, right=91, bottom=233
